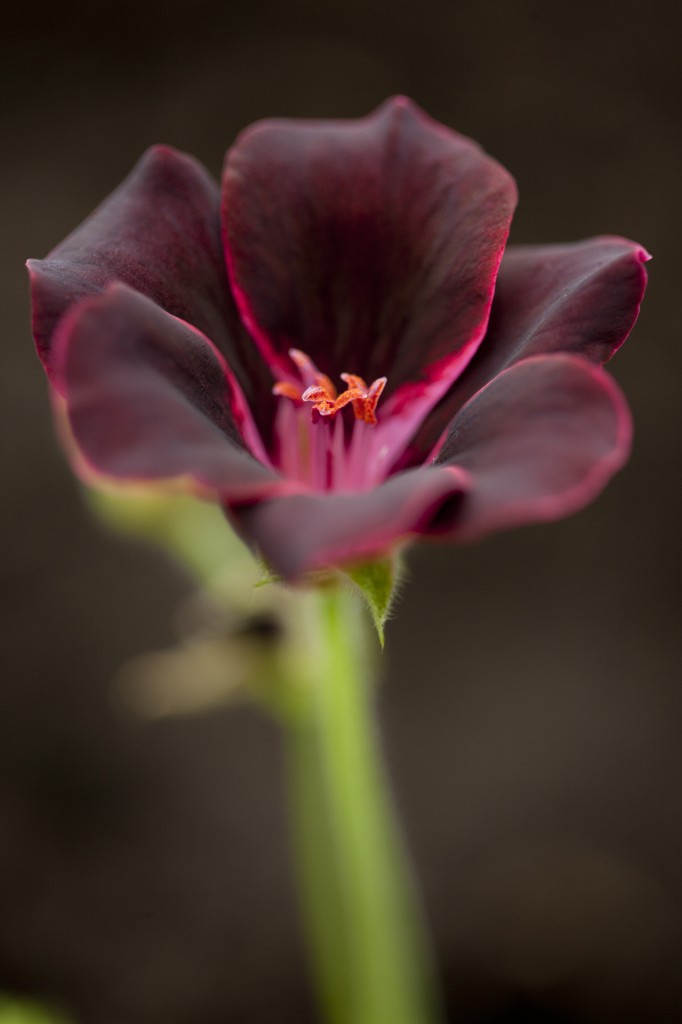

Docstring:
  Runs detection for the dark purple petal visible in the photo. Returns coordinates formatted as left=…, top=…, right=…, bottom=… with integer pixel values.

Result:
left=229, top=466, right=469, bottom=580
left=433, top=354, right=632, bottom=539
left=484, top=237, right=649, bottom=365
left=27, top=144, right=275, bottom=434
left=400, top=236, right=648, bottom=466
left=222, top=96, right=516, bottom=407
left=54, top=284, right=281, bottom=499
left=29, top=146, right=227, bottom=371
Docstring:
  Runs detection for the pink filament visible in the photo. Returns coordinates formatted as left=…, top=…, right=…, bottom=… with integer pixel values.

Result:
left=272, top=398, right=393, bottom=492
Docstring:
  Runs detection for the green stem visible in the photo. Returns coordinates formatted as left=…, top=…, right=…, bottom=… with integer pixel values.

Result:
left=284, top=584, right=442, bottom=1024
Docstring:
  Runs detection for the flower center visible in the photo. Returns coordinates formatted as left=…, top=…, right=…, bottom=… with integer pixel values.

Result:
left=273, top=348, right=386, bottom=425
left=270, top=348, right=388, bottom=492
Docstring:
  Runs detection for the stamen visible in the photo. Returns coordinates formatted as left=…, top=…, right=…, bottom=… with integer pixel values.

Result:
left=340, top=373, right=387, bottom=425
left=272, top=380, right=303, bottom=402
left=339, top=373, right=368, bottom=421
left=270, top=349, right=391, bottom=492
left=363, top=376, right=387, bottom=426
left=273, top=349, right=387, bottom=426
left=301, top=384, right=336, bottom=416
left=303, top=383, right=366, bottom=417
left=290, top=348, right=336, bottom=398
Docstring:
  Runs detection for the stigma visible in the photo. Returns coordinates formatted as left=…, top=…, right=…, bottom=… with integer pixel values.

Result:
left=273, top=349, right=387, bottom=426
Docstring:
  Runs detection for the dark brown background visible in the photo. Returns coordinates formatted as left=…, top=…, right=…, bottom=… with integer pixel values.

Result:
left=2, top=0, right=681, bottom=1021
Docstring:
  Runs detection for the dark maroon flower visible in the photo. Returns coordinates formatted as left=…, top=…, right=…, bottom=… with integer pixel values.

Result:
left=28, top=98, right=648, bottom=579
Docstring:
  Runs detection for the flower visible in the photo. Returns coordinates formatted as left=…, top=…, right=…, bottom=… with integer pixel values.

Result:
left=28, top=98, right=648, bottom=580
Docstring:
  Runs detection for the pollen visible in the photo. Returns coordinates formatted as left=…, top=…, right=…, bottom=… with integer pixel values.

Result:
left=273, top=349, right=387, bottom=425
left=272, top=381, right=303, bottom=402
left=340, top=373, right=387, bottom=426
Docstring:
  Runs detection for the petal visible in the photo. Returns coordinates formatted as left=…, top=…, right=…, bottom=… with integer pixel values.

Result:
left=433, top=354, right=632, bottom=539
left=222, top=97, right=516, bottom=409
left=229, top=466, right=469, bottom=580
left=401, top=236, right=648, bottom=465
left=484, top=236, right=649, bottom=365
left=55, top=284, right=281, bottom=499
left=27, top=144, right=275, bottom=433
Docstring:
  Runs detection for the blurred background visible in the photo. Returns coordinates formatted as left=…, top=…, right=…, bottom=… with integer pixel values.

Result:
left=2, top=0, right=681, bottom=1020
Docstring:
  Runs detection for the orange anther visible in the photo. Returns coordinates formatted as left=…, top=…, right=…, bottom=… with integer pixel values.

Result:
left=300, top=385, right=336, bottom=416
left=340, top=373, right=368, bottom=391
left=362, top=376, right=387, bottom=425
left=272, top=381, right=303, bottom=402
left=288, top=348, right=316, bottom=376
left=339, top=372, right=387, bottom=423
left=324, top=387, right=365, bottom=415
left=273, top=349, right=387, bottom=425
left=290, top=348, right=336, bottom=399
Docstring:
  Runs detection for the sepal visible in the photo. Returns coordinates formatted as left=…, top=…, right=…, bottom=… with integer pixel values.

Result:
left=345, top=555, right=402, bottom=648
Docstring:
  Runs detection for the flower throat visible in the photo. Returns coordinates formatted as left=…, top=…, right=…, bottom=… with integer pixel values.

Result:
left=272, top=349, right=387, bottom=492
